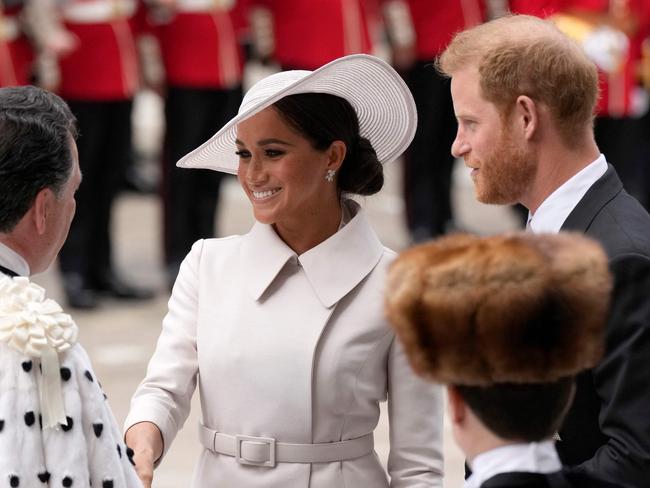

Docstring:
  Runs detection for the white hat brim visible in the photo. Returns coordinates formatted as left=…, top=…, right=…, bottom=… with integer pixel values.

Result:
left=177, top=54, right=417, bottom=174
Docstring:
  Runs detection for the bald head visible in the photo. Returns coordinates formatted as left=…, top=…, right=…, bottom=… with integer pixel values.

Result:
left=439, top=14, right=599, bottom=146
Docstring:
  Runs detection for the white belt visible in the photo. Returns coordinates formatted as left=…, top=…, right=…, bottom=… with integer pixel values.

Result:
left=0, top=16, right=20, bottom=42
left=62, top=0, right=136, bottom=23
left=198, top=423, right=374, bottom=468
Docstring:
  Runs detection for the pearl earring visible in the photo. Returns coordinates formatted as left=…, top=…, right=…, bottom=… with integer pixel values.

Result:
left=325, top=169, right=336, bottom=182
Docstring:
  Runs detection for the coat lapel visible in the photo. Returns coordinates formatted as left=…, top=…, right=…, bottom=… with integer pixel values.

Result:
left=561, top=165, right=623, bottom=232
left=241, top=222, right=296, bottom=301
left=299, top=202, right=384, bottom=308
left=241, top=200, right=384, bottom=308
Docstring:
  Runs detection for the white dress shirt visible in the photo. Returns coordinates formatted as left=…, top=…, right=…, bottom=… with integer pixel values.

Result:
left=466, top=441, right=562, bottom=488
left=0, top=241, right=30, bottom=276
left=528, top=155, right=608, bottom=234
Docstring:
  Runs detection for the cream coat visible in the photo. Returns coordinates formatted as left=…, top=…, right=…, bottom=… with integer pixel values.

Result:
left=126, top=201, right=444, bottom=487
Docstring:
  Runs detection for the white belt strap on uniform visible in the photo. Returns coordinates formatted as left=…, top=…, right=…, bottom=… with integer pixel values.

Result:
left=198, top=423, right=374, bottom=468
left=62, top=0, right=136, bottom=23
left=175, top=0, right=233, bottom=13
left=0, top=16, right=20, bottom=42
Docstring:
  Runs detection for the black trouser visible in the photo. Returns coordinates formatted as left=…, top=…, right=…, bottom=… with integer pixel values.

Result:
left=59, top=99, right=133, bottom=283
left=402, top=61, right=457, bottom=241
left=162, top=86, right=241, bottom=275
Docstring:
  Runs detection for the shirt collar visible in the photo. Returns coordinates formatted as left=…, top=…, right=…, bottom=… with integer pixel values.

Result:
left=528, top=155, right=608, bottom=234
left=241, top=199, right=384, bottom=308
left=0, top=241, right=30, bottom=277
left=465, top=441, right=562, bottom=488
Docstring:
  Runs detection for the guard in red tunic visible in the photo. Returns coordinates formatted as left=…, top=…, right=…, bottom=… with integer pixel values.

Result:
left=54, top=0, right=153, bottom=308
left=146, top=0, right=245, bottom=286
left=250, top=0, right=375, bottom=70
left=384, top=0, right=486, bottom=241
left=0, top=0, right=33, bottom=86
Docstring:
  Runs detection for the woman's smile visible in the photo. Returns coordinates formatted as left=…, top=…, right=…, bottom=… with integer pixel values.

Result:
left=251, top=187, right=282, bottom=200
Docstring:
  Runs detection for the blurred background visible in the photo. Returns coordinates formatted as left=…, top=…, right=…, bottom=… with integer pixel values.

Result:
left=2, top=0, right=650, bottom=486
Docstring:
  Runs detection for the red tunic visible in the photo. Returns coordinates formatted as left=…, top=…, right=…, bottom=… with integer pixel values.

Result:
left=253, top=0, right=374, bottom=70
left=153, top=2, right=243, bottom=89
left=0, top=5, right=33, bottom=86
left=405, top=0, right=486, bottom=59
left=56, top=0, right=139, bottom=100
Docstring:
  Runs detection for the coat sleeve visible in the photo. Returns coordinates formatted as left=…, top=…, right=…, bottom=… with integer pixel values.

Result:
left=575, top=253, right=650, bottom=483
left=124, top=240, right=204, bottom=462
left=386, top=335, right=444, bottom=487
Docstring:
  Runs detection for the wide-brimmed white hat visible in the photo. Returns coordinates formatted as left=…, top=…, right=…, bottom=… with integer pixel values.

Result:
left=177, top=54, right=417, bottom=174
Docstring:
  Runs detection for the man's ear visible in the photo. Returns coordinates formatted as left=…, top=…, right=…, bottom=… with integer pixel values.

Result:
left=447, top=385, right=467, bottom=425
left=515, top=95, right=538, bottom=141
left=326, top=140, right=346, bottom=172
left=32, top=188, right=52, bottom=235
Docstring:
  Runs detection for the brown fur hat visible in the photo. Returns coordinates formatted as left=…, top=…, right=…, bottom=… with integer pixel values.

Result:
left=385, top=232, right=611, bottom=386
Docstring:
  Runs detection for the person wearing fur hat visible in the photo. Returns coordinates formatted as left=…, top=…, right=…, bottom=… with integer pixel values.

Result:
left=124, top=54, right=444, bottom=487
left=386, top=232, right=626, bottom=488
left=0, top=85, right=143, bottom=487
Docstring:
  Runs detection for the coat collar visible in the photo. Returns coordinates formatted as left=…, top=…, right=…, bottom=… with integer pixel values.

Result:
left=241, top=199, right=384, bottom=308
left=561, top=164, right=623, bottom=232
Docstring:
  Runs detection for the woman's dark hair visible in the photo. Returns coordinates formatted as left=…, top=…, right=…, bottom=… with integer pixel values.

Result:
left=273, top=93, right=384, bottom=195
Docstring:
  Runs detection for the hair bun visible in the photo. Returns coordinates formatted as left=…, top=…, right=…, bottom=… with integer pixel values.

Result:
left=339, top=136, right=384, bottom=196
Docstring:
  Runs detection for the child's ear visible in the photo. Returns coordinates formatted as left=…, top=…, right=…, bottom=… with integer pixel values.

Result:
left=447, top=385, right=467, bottom=425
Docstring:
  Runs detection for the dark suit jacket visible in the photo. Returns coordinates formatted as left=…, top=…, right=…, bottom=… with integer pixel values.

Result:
left=558, top=165, right=650, bottom=486
left=481, top=470, right=627, bottom=488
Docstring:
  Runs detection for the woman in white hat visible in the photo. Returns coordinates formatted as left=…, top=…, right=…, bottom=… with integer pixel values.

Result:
left=124, top=54, right=444, bottom=487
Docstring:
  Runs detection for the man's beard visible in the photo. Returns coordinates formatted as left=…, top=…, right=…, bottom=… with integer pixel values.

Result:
left=471, top=128, right=537, bottom=206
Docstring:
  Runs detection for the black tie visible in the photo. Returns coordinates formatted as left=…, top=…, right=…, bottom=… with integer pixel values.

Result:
left=0, top=264, right=19, bottom=277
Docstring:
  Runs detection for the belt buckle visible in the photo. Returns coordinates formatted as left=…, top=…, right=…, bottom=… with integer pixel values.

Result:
left=235, top=435, right=276, bottom=468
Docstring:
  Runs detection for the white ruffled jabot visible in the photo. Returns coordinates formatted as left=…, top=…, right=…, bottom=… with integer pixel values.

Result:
left=0, top=276, right=78, bottom=428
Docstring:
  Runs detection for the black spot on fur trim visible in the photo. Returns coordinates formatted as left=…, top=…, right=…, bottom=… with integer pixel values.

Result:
left=116, top=444, right=122, bottom=458
left=0, top=420, right=4, bottom=432
left=102, top=481, right=114, bottom=488
left=37, top=472, right=50, bottom=483
left=84, top=371, right=94, bottom=382
left=9, top=475, right=19, bottom=487
left=126, top=447, right=135, bottom=466
left=60, top=368, right=71, bottom=381
left=38, top=414, right=42, bottom=430
left=61, top=416, right=74, bottom=432
left=92, top=423, right=103, bottom=438
left=21, top=361, right=32, bottom=372
left=62, top=476, right=73, bottom=487
left=24, top=411, right=35, bottom=427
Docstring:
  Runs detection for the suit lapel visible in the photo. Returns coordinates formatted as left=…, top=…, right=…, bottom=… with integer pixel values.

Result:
left=561, top=165, right=623, bottom=232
